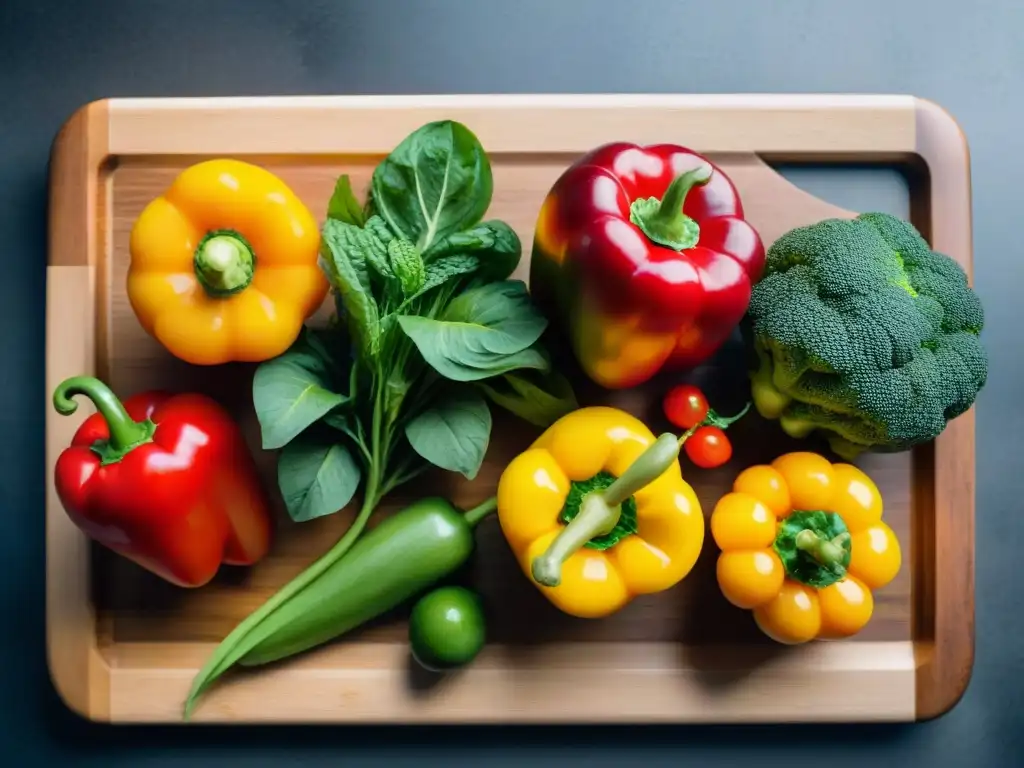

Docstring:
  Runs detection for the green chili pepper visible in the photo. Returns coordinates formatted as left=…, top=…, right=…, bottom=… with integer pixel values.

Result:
left=184, top=496, right=497, bottom=717
left=235, top=496, right=497, bottom=669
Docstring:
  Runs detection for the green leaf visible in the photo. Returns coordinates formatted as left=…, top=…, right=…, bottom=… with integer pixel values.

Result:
left=277, top=435, right=362, bottom=523
left=477, top=369, right=578, bottom=427
left=396, top=327, right=550, bottom=381
left=423, top=220, right=522, bottom=280
left=396, top=281, right=550, bottom=382
left=440, top=280, right=544, bottom=335
left=371, top=120, right=492, bottom=253
left=387, top=238, right=425, bottom=297
left=326, top=174, right=366, bottom=227
left=404, top=387, right=492, bottom=480
left=252, top=339, right=349, bottom=451
left=364, top=214, right=394, bottom=244
left=320, top=219, right=381, bottom=361
left=409, top=254, right=480, bottom=301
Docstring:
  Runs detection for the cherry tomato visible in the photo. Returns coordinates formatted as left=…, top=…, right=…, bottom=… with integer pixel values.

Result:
left=663, top=384, right=709, bottom=429
left=685, top=426, right=732, bottom=468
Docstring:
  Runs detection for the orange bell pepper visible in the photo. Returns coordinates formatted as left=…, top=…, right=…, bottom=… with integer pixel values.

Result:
left=709, top=451, right=902, bottom=643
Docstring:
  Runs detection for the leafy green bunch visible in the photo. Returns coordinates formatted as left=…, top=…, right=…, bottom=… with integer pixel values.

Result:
left=252, top=120, right=577, bottom=524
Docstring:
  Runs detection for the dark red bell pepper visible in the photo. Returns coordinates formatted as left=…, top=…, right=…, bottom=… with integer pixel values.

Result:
left=530, top=142, right=766, bottom=389
left=52, top=376, right=273, bottom=588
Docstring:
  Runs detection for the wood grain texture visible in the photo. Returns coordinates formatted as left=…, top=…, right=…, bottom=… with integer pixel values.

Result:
left=45, top=99, right=112, bottom=721
left=101, top=641, right=917, bottom=724
left=43, top=94, right=974, bottom=724
left=105, top=94, right=917, bottom=157
left=910, top=99, right=976, bottom=720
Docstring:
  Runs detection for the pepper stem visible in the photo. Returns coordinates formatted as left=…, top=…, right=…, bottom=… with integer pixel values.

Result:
left=629, top=164, right=713, bottom=251
left=795, top=529, right=851, bottom=570
left=531, top=433, right=681, bottom=587
left=194, top=230, right=256, bottom=297
left=463, top=496, right=498, bottom=528
left=52, top=376, right=154, bottom=462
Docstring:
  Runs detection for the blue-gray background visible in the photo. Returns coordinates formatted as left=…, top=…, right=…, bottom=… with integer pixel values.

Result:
left=2, top=0, right=1021, bottom=764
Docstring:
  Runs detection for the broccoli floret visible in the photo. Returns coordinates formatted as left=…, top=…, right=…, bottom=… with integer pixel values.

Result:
left=745, top=212, right=987, bottom=460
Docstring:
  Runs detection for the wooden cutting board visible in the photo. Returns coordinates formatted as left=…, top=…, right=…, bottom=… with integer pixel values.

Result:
left=45, top=94, right=974, bottom=724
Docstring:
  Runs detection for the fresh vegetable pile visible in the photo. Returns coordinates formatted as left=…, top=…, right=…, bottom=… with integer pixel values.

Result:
left=46, top=116, right=988, bottom=721
left=252, top=120, right=576, bottom=527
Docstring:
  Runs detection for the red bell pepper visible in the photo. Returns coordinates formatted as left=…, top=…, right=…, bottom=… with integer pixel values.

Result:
left=51, top=376, right=273, bottom=588
left=530, top=142, right=766, bottom=389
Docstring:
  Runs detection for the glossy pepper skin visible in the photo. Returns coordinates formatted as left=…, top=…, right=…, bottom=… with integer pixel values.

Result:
left=128, top=159, right=329, bottom=366
left=710, top=452, right=902, bottom=643
left=52, top=376, right=273, bottom=588
left=496, top=406, right=704, bottom=618
left=530, top=142, right=765, bottom=390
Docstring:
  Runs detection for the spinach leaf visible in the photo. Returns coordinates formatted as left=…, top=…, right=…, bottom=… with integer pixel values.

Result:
left=477, top=369, right=579, bottom=427
left=405, top=387, right=492, bottom=480
left=397, top=320, right=551, bottom=381
left=396, top=280, right=549, bottom=381
left=252, top=333, right=350, bottom=450
left=320, top=219, right=381, bottom=360
left=370, top=120, right=492, bottom=253
left=277, top=434, right=362, bottom=523
left=423, top=220, right=522, bottom=281
left=326, top=174, right=366, bottom=227
left=440, top=279, right=548, bottom=352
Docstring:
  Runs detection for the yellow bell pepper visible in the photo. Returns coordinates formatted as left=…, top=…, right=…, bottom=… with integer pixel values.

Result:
left=496, top=406, right=704, bottom=619
left=710, top=451, right=902, bottom=644
left=127, top=159, right=329, bottom=366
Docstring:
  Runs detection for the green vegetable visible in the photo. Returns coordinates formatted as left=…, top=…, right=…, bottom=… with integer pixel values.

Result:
left=318, top=220, right=381, bottom=361
left=413, top=254, right=481, bottom=300
left=387, top=238, right=426, bottom=297
left=369, top=120, right=493, bottom=253
left=276, top=433, right=361, bottom=523
left=744, top=212, right=988, bottom=459
left=397, top=280, right=550, bottom=382
left=404, top=387, right=492, bottom=480
left=326, top=174, right=367, bottom=227
left=185, top=120, right=575, bottom=719
left=475, top=369, right=579, bottom=427
left=423, top=220, right=521, bottom=281
left=251, top=329, right=350, bottom=450
left=409, top=586, right=487, bottom=672
left=237, top=497, right=495, bottom=668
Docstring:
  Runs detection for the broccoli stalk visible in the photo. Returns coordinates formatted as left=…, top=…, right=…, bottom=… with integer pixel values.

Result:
left=745, top=212, right=987, bottom=459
